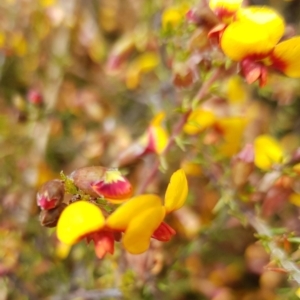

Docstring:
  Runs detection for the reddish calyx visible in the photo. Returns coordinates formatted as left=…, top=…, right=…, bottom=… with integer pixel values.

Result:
left=152, top=222, right=176, bottom=242
left=241, top=58, right=268, bottom=87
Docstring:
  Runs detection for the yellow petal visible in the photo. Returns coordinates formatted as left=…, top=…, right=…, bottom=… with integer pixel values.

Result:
left=125, top=52, right=159, bottom=90
left=221, top=21, right=277, bottom=61
left=272, top=37, right=300, bottom=78
left=289, top=193, right=300, bottom=207
left=150, top=126, right=169, bottom=154
left=217, top=117, right=248, bottom=157
left=161, top=4, right=189, bottom=29
left=151, top=111, right=165, bottom=126
left=106, top=194, right=163, bottom=230
left=181, top=161, right=202, bottom=177
left=227, top=76, right=247, bottom=104
left=184, top=109, right=216, bottom=135
left=236, top=7, right=285, bottom=46
left=55, top=242, right=71, bottom=259
left=122, top=206, right=165, bottom=254
left=57, top=201, right=105, bottom=245
left=164, top=169, right=188, bottom=213
left=254, top=135, right=283, bottom=170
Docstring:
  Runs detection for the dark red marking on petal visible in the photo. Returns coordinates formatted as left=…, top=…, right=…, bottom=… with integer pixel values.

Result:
left=91, top=178, right=132, bottom=199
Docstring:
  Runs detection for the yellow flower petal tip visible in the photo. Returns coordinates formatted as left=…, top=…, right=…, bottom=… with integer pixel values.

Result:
left=164, top=169, right=188, bottom=213
left=57, top=201, right=105, bottom=245
left=122, top=205, right=165, bottom=254
left=254, top=135, right=284, bottom=170
left=106, top=194, right=163, bottom=231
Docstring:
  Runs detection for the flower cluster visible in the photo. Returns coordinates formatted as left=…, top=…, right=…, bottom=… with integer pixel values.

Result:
left=209, top=0, right=300, bottom=86
left=38, top=168, right=188, bottom=259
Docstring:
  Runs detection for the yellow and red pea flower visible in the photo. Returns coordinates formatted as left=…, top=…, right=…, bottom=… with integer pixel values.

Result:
left=209, top=3, right=300, bottom=85
left=56, top=169, right=188, bottom=257
left=116, top=112, right=169, bottom=167
left=106, top=169, right=188, bottom=254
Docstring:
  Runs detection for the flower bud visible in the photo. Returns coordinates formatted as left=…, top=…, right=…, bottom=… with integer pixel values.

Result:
left=70, top=166, right=132, bottom=200
left=39, top=203, right=67, bottom=228
left=37, top=180, right=65, bottom=210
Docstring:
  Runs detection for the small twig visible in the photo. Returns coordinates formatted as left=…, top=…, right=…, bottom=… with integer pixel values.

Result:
left=137, top=67, right=224, bottom=194
left=246, top=213, right=300, bottom=284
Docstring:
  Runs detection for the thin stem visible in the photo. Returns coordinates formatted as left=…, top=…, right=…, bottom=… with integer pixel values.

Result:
left=246, top=213, right=300, bottom=284
left=137, top=67, right=224, bottom=194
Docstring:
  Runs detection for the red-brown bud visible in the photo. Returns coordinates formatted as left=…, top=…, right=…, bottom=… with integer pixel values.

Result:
left=70, top=166, right=132, bottom=200
left=39, top=203, right=67, bottom=227
left=37, top=180, right=65, bottom=210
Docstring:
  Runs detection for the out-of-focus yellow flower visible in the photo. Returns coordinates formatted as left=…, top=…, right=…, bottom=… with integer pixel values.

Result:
left=216, top=117, right=248, bottom=157
left=289, top=193, right=300, bottom=207
left=181, top=161, right=202, bottom=177
left=296, top=287, right=300, bottom=298
left=139, top=112, right=169, bottom=155
left=226, top=76, right=247, bottom=104
left=209, top=0, right=243, bottom=22
left=184, top=109, right=216, bottom=135
left=161, top=4, right=189, bottom=29
left=216, top=5, right=300, bottom=84
left=254, top=135, right=284, bottom=170
left=106, top=169, right=188, bottom=254
left=116, top=112, right=169, bottom=167
left=126, top=52, right=159, bottom=89
left=221, top=6, right=285, bottom=61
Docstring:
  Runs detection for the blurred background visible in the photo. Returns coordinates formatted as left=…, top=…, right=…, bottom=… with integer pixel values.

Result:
left=1, top=0, right=300, bottom=299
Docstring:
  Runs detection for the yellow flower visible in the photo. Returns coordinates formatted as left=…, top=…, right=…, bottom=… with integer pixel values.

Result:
left=106, top=169, right=188, bottom=254
left=184, top=109, right=216, bottom=135
left=218, top=6, right=300, bottom=83
left=161, top=4, right=189, bottom=29
left=216, top=117, right=248, bottom=157
left=254, top=135, right=284, bottom=170
left=116, top=112, right=169, bottom=167
left=221, top=7, right=284, bottom=61
left=125, top=52, right=159, bottom=90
